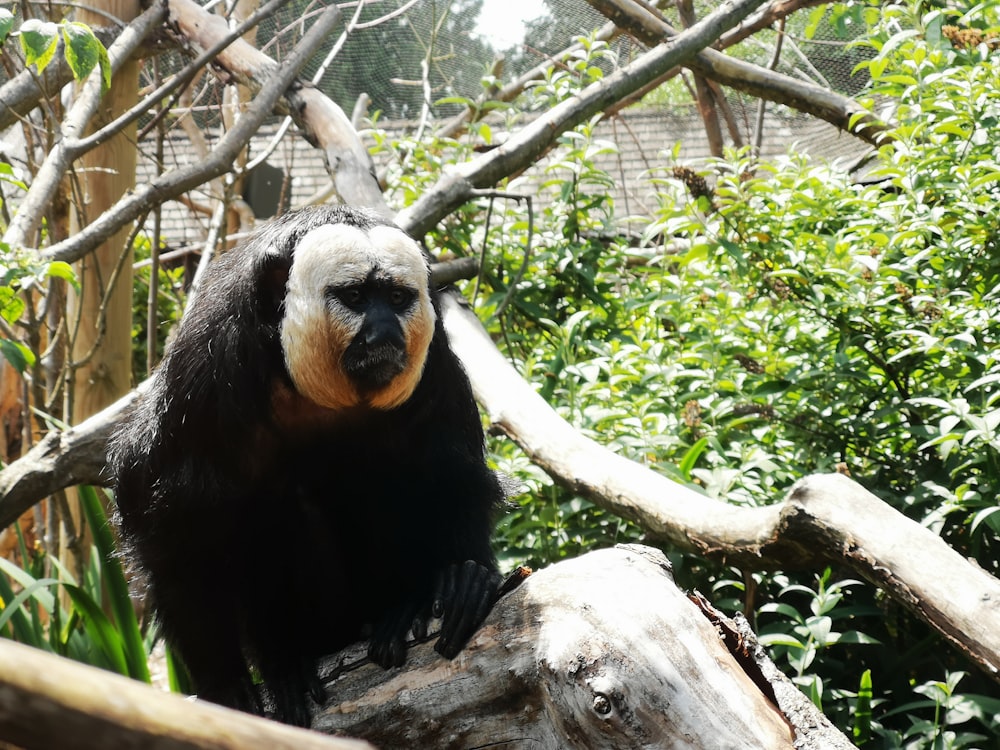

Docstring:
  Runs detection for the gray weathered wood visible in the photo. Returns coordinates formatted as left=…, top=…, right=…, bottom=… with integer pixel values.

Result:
left=314, top=546, right=801, bottom=749
left=0, top=638, right=370, bottom=750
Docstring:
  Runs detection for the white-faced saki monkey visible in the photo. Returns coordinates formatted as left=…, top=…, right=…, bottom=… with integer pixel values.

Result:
left=110, top=205, right=506, bottom=726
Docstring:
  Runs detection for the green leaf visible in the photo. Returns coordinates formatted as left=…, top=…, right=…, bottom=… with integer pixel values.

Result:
left=0, top=285, right=25, bottom=323
left=79, top=486, right=151, bottom=682
left=63, top=583, right=130, bottom=676
left=0, top=557, right=56, bottom=614
left=853, top=669, right=873, bottom=744
left=0, top=8, right=15, bottom=45
left=43, top=260, right=79, bottom=289
left=0, top=576, right=60, bottom=633
left=754, top=379, right=791, bottom=396
left=19, top=18, right=59, bottom=73
left=757, top=632, right=805, bottom=649
left=0, top=161, right=27, bottom=190
left=57, top=22, right=110, bottom=91
left=0, top=566, right=38, bottom=643
left=0, top=338, right=35, bottom=374
left=677, top=437, right=708, bottom=482
left=62, top=22, right=102, bottom=83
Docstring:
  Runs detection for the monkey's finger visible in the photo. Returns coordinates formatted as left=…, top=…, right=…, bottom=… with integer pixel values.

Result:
left=432, top=564, right=458, bottom=619
left=306, top=668, right=325, bottom=705
left=368, top=631, right=407, bottom=669
left=411, top=606, right=431, bottom=641
left=369, top=598, right=420, bottom=668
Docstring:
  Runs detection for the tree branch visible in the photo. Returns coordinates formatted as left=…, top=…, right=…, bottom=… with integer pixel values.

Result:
left=2, top=0, right=168, bottom=249
left=435, top=22, right=620, bottom=140
left=585, top=0, right=886, bottom=143
left=34, top=0, right=344, bottom=263
left=395, top=0, right=769, bottom=239
left=0, top=638, right=370, bottom=750
left=439, top=295, right=1000, bottom=682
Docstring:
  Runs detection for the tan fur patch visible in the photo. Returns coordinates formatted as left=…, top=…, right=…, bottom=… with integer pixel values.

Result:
left=280, top=223, right=436, bottom=411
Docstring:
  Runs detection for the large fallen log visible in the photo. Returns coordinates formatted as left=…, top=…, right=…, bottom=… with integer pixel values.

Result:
left=312, top=545, right=847, bottom=748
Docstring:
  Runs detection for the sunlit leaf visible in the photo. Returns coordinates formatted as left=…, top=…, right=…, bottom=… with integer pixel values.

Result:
left=19, top=18, right=59, bottom=72
left=0, top=8, right=15, bottom=45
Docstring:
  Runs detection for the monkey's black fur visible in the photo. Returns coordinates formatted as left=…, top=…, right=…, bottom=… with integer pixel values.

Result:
left=109, top=206, right=505, bottom=726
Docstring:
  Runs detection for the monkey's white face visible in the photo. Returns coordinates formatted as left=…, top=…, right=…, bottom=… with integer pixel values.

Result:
left=280, top=223, right=436, bottom=411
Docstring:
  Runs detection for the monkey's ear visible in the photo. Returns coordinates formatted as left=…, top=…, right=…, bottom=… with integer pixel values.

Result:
left=258, top=249, right=293, bottom=315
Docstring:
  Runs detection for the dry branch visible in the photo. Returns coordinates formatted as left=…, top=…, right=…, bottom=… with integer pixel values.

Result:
left=439, top=295, right=1000, bottom=681
left=165, top=0, right=389, bottom=217
left=0, top=390, right=133, bottom=530
left=0, top=638, right=370, bottom=750
left=2, top=1, right=167, bottom=249
left=396, top=0, right=768, bottom=239
left=33, top=0, right=344, bottom=263
left=436, top=22, right=620, bottom=140
left=586, top=0, right=886, bottom=143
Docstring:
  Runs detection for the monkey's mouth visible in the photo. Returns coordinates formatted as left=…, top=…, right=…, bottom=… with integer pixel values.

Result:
left=342, top=343, right=407, bottom=392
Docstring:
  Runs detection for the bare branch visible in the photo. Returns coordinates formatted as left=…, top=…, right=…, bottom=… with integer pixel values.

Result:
left=436, top=23, right=619, bottom=140
left=439, top=295, right=1000, bottom=683
left=722, top=0, right=832, bottom=47
left=586, top=0, right=886, bottom=143
left=0, top=639, right=370, bottom=750
left=396, top=0, right=769, bottom=239
left=36, top=0, right=344, bottom=264
left=0, top=390, right=137, bottom=529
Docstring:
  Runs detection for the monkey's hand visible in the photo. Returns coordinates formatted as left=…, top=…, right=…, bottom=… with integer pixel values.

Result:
left=430, top=560, right=503, bottom=660
left=367, top=560, right=502, bottom=669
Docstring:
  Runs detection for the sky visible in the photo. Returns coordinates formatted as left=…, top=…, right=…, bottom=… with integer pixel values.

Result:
left=474, top=0, right=546, bottom=48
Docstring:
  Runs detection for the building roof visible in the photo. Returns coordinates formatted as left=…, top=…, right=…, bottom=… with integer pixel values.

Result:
left=139, top=106, right=872, bottom=250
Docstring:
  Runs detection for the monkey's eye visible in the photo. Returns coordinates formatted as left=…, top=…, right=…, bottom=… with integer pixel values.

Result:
left=331, top=286, right=366, bottom=310
left=387, top=287, right=415, bottom=311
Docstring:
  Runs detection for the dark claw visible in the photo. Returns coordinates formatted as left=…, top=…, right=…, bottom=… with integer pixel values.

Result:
left=432, top=565, right=455, bottom=619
